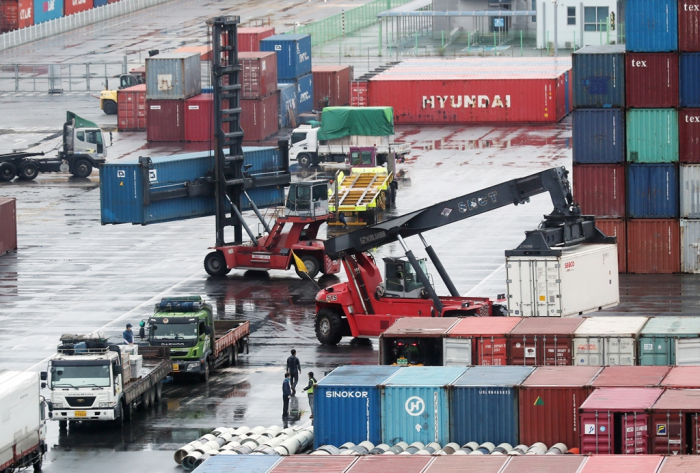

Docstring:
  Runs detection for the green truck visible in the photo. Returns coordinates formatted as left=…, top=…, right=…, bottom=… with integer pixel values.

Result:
left=147, top=297, right=250, bottom=382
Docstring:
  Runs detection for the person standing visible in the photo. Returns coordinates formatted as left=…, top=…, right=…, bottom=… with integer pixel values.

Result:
left=302, top=371, right=318, bottom=418
left=282, top=372, right=292, bottom=419
left=286, top=349, right=301, bottom=395
left=123, top=323, right=134, bottom=345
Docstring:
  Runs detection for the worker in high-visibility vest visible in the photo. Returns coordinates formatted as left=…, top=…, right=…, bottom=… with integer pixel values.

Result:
left=302, top=371, right=318, bottom=418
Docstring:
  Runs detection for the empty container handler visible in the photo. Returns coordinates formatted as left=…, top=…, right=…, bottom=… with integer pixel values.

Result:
left=651, top=389, right=700, bottom=455
left=423, top=456, right=508, bottom=473
left=579, top=387, right=664, bottom=454
left=378, top=317, right=460, bottom=366
left=314, top=365, right=401, bottom=449
left=294, top=73, right=314, bottom=114
left=572, top=316, right=649, bottom=366
left=194, top=454, right=281, bottom=473
left=241, top=93, right=279, bottom=142
left=239, top=52, right=278, bottom=100
left=173, top=45, right=212, bottom=61
left=443, top=317, right=523, bottom=366
left=260, top=34, right=312, bottom=81
left=627, top=219, right=681, bottom=273
left=145, top=53, right=201, bottom=101
left=679, top=0, right=700, bottom=52
left=64, top=0, right=93, bottom=16
left=505, top=244, right=620, bottom=317
left=268, top=457, right=357, bottom=473
left=573, top=45, right=625, bottom=108
left=146, top=100, right=185, bottom=142
left=680, top=109, right=700, bottom=164
left=450, top=366, right=534, bottom=445
left=33, top=0, right=62, bottom=24
left=237, top=27, right=275, bottom=52
left=680, top=54, right=700, bottom=107
left=518, top=366, right=601, bottom=449
left=573, top=164, right=625, bottom=217
left=681, top=219, right=700, bottom=275
left=680, top=165, right=700, bottom=218
left=117, top=84, right=146, bottom=131
left=626, top=109, right=679, bottom=164
left=592, top=366, right=671, bottom=387
left=662, top=366, right=700, bottom=388
left=572, top=109, right=624, bottom=164
left=0, top=198, right=17, bottom=256
left=312, top=65, right=352, bottom=107
left=346, top=457, right=432, bottom=473
left=639, top=317, right=700, bottom=365
left=508, top=317, right=586, bottom=366
left=625, top=53, right=679, bottom=108
left=500, top=456, right=587, bottom=473
left=278, top=83, right=297, bottom=129
left=595, top=219, right=627, bottom=272
left=626, top=165, right=679, bottom=218
left=578, top=455, right=665, bottom=473
left=184, top=94, right=217, bottom=142
left=626, top=0, right=678, bottom=52
left=380, top=366, right=466, bottom=445
left=658, top=456, right=700, bottom=472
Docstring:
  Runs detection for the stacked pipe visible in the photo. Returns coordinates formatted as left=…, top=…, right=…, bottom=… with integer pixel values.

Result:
left=310, top=441, right=568, bottom=456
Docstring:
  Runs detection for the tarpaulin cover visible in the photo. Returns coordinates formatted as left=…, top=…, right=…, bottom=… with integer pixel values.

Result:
left=319, top=107, right=394, bottom=139
left=67, top=111, right=99, bottom=130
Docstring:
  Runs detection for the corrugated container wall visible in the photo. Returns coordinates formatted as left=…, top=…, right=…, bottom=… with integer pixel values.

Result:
left=33, top=0, right=62, bottom=24
left=237, top=27, right=275, bottom=52
left=0, top=198, right=17, bottom=256
left=312, top=65, right=352, bottom=107
left=195, top=455, right=281, bottom=473
left=592, top=366, right=670, bottom=387
left=184, top=94, right=216, bottom=142
left=294, top=73, right=313, bottom=114
left=118, top=84, right=146, bottom=131
left=347, top=457, right=432, bottom=473
left=501, top=456, right=587, bottom=473
left=507, top=318, right=585, bottom=366
left=626, top=164, right=679, bottom=218
left=239, top=52, right=278, bottom=100
left=573, top=317, right=649, bottom=366
left=1, top=0, right=19, bottom=31
left=681, top=219, right=700, bottom=273
left=580, top=456, right=664, bottom=473
left=145, top=53, right=202, bottom=101
left=627, top=219, right=681, bottom=273
left=680, top=109, right=700, bottom=163
left=64, top=0, right=92, bottom=16
left=269, top=457, right=357, bottom=473
left=573, top=164, right=625, bottom=217
left=572, top=109, right=624, bottom=164
left=679, top=0, right=700, bottom=51
left=446, top=318, right=523, bottom=366
left=625, top=53, right=679, bottom=108
left=626, top=0, right=678, bottom=52
left=146, top=100, right=184, bottom=142
left=680, top=53, right=700, bottom=107
left=639, top=316, right=700, bottom=364
left=427, top=456, right=508, bottom=473
left=314, top=365, right=401, bottom=449
left=18, top=0, right=33, bottom=28
left=680, top=165, right=700, bottom=218
left=572, top=45, right=626, bottom=108
left=350, top=81, right=368, bottom=107
left=278, top=83, right=297, bottom=129
left=650, top=389, right=700, bottom=455
left=626, top=109, right=679, bottom=163
left=595, top=219, right=627, bottom=272
left=260, top=34, right=312, bottom=81
left=241, top=93, right=279, bottom=142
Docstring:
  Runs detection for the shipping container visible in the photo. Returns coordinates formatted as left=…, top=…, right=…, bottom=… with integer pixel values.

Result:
left=573, top=317, right=648, bottom=366
left=238, top=27, right=275, bottom=52
left=173, top=46, right=212, bottom=61
left=572, top=109, right=625, bottom=164
left=367, top=58, right=572, bottom=124
left=346, top=457, right=432, bottom=473
left=146, top=99, right=184, bottom=142
left=627, top=219, right=681, bottom=273
left=627, top=165, right=679, bottom=218
left=626, top=0, right=678, bottom=52
left=184, top=94, right=217, bottom=142
left=501, top=456, right=587, bottom=473
left=680, top=53, right=700, bottom=107
left=679, top=0, right=700, bottom=51
left=93, top=0, right=107, bottom=7
left=239, top=52, right=278, bottom=99
left=313, top=65, right=352, bottom=108
left=573, top=165, right=625, bottom=217
left=579, top=455, right=664, bottom=473
left=195, top=455, right=281, bottom=473
left=580, top=387, right=663, bottom=454
left=626, top=53, right=679, bottom=108
left=508, top=318, right=586, bottom=366
left=658, top=456, right=700, bottom=472
left=117, top=84, right=146, bottom=131
left=0, top=198, right=17, bottom=256
left=260, top=34, right=312, bottom=81
left=64, top=0, right=92, bottom=16
left=380, top=366, right=466, bottom=445
left=626, top=109, right=679, bottom=164
left=506, top=244, right=620, bottom=317
left=278, top=83, right=297, bottom=129
left=595, top=219, right=627, bottom=272
left=592, top=366, right=671, bottom=387
left=145, top=53, right=201, bottom=101
left=241, top=93, right=279, bottom=142
left=17, top=0, right=33, bottom=28
left=652, top=389, right=700, bottom=455
left=33, top=0, right=62, bottom=24
left=314, top=365, right=401, bottom=449
left=680, top=109, right=700, bottom=164
left=378, top=317, right=460, bottom=366
left=663, top=367, right=700, bottom=387
left=350, top=81, right=368, bottom=107
left=573, top=45, right=625, bottom=108
left=681, top=219, right=700, bottom=274
left=269, top=457, right=357, bottom=473
left=444, top=318, right=523, bottom=366
left=518, top=366, right=601, bottom=449
left=450, top=366, right=534, bottom=445
left=295, top=73, right=313, bottom=114
left=425, top=456, right=508, bottom=473
left=639, top=316, right=700, bottom=364
left=1, top=0, right=18, bottom=31
left=241, top=146, right=285, bottom=174
left=680, top=166, right=700, bottom=217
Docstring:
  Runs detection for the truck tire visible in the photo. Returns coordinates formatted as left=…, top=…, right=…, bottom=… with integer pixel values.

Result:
left=204, top=251, right=231, bottom=277
left=295, top=255, right=320, bottom=279
left=71, top=159, right=92, bottom=178
left=385, top=187, right=394, bottom=210
left=232, top=347, right=238, bottom=366
left=154, top=381, right=163, bottom=403
left=123, top=400, right=133, bottom=422
left=58, top=420, right=68, bottom=430
left=32, top=451, right=43, bottom=471
left=140, top=389, right=151, bottom=410
left=298, top=153, right=313, bottom=168
left=148, top=386, right=156, bottom=407
left=199, top=361, right=210, bottom=382
left=0, top=162, right=17, bottom=181
left=103, top=100, right=117, bottom=115
left=315, top=308, right=344, bottom=345
left=18, top=160, right=39, bottom=180
left=224, top=346, right=234, bottom=367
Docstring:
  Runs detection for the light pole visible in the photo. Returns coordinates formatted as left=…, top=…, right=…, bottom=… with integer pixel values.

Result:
left=552, top=0, right=558, bottom=56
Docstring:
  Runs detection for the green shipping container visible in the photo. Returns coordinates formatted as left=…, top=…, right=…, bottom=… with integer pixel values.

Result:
left=626, top=109, right=679, bottom=163
left=638, top=317, right=700, bottom=365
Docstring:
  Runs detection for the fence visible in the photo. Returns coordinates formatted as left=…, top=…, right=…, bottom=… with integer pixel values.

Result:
left=0, top=62, right=128, bottom=92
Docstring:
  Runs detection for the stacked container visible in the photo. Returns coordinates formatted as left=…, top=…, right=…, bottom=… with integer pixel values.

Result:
left=260, top=35, right=313, bottom=114
left=638, top=317, right=700, bottom=366
left=650, top=388, right=700, bottom=454
left=507, top=318, right=586, bottom=366
left=237, top=51, right=279, bottom=142
left=442, top=318, right=523, bottom=366
left=592, top=366, right=670, bottom=388
left=237, top=27, right=275, bottom=52
left=117, top=84, right=146, bottom=132
left=312, top=65, right=352, bottom=108
left=277, top=82, right=297, bottom=129
left=572, top=317, right=649, bottom=366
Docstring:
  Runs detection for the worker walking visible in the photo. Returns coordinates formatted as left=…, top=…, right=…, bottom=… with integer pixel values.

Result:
left=302, top=371, right=318, bottom=418
left=123, top=323, right=134, bottom=345
left=286, top=349, right=301, bottom=395
left=282, top=372, right=292, bottom=419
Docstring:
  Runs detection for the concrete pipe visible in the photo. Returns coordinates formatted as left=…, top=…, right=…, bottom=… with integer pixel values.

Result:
left=526, top=443, right=547, bottom=455
left=339, top=442, right=356, bottom=450
left=280, top=428, right=296, bottom=437
left=388, top=441, right=408, bottom=454
left=233, top=426, right=251, bottom=436
left=340, top=449, right=359, bottom=456
left=194, top=439, right=223, bottom=455
left=382, top=451, right=396, bottom=455
left=546, top=443, right=568, bottom=455
left=260, top=436, right=287, bottom=449
left=452, top=450, right=468, bottom=455
left=509, top=445, right=528, bottom=455
left=463, top=442, right=479, bottom=452
left=255, top=446, right=278, bottom=455
left=404, top=442, right=424, bottom=454
left=218, top=433, right=233, bottom=443
left=424, top=442, right=441, bottom=454
left=263, top=426, right=282, bottom=437
left=279, top=437, right=302, bottom=455
left=212, top=427, right=229, bottom=436
left=370, top=444, right=391, bottom=455
left=492, top=443, right=513, bottom=455
left=414, top=450, right=431, bottom=455
left=318, top=445, right=341, bottom=455
left=476, top=442, right=495, bottom=455
left=200, top=434, right=218, bottom=443
left=191, top=453, right=210, bottom=470
left=218, top=451, right=238, bottom=455
left=398, top=451, right=413, bottom=455
left=251, top=426, right=268, bottom=435
left=241, top=435, right=262, bottom=448
left=233, top=445, right=253, bottom=455
left=181, top=451, right=203, bottom=471
left=296, top=430, right=314, bottom=451
left=310, top=450, right=330, bottom=455
left=273, top=446, right=288, bottom=456
left=440, top=443, right=461, bottom=455
left=223, top=441, right=242, bottom=450
left=174, top=442, right=202, bottom=465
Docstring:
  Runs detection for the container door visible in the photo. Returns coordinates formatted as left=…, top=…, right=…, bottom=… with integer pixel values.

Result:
left=676, top=338, right=700, bottom=366
left=581, top=411, right=613, bottom=454
left=476, top=336, right=508, bottom=365
left=510, top=335, right=537, bottom=365
left=573, top=336, right=604, bottom=366
left=544, top=335, right=573, bottom=366
left=652, top=412, right=683, bottom=455
left=606, top=336, right=636, bottom=366
left=639, top=336, right=672, bottom=366
left=693, top=414, right=700, bottom=454
left=506, top=260, right=534, bottom=317
left=442, top=338, right=472, bottom=366
left=622, top=413, right=650, bottom=454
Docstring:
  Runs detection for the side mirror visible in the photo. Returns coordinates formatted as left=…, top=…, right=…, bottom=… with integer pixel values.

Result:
left=40, top=371, right=47, bottom=381
left=41, top=382, right=47, bottom=389
left=113, top=365, right=122, bottom=376
left=204, top=325, right=211, bottom=335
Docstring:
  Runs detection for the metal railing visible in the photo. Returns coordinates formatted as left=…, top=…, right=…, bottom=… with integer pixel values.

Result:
left=0, top=62, right=127, bottom=92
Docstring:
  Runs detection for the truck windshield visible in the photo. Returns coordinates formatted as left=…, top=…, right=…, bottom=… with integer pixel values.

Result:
left=51, top=363, right=111, bottom=388
left=151, top=322, right=198, bottom=340
left=291, top=132, right=306, bottom=144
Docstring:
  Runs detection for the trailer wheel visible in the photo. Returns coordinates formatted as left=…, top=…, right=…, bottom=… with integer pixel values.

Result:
left=18, top=161, right=39, bottom=180
left=103, top=99, right=117, bottom=115
left=71, top=159, right=92, bottom=178
left=232, top=346, right=238, bottom=366
left=154, top=381, right=163, bottom=403
left=199, top=361, right=210, bottom=382
left=122, top=400, right=133, bottom=422
left=298, top=153, right=313, bottom=168
left=295, top=255, right=320, bottom=279
left=140, top=389, right=151, bottom=410
left=32, top=450, right=43, bottom=471
left=204, top=251, right=231, bottom=277
left=148, top=386, right=156, bottom=407
left=315, top=308, right=344, bottom=345
left=385, top=187, right=394, bottom=210
left=224, top=346, right=234, bottom=367
left=0, top=162, right=17, bottom=181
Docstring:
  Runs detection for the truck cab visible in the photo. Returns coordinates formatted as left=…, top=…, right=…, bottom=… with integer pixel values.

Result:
left=56, top=113, right=108, bottom=178
left=285, top=181, right=329, bottom=218
left=289, top=125, right=319, bottom=165
left=381, top=257, right=433, bottom=299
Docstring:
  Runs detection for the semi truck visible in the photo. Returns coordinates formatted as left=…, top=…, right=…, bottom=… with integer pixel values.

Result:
left=147, top=296, right=250, bottom=382
left=0, top=371, right=47, bottom=472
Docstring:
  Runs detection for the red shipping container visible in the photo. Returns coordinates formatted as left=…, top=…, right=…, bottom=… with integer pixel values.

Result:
left=174, top=46, right=212, bottom=61
left=239, top=52, right=277, bottom=100
left=1, top=0, right=18, bottom=32
left=508, top=318, right=585, bottom=366
left=626, top=53, right=679, bottom=108
left=680, top=109, right=700, bottom=164
left=573, top=164, right=625, bottom=217
left=184, top=94, right=229, bottom=142
left=0, top=198, right=17, bottom=256
left=313, top=65, right=352, bottom=107
left=579, top=388, right=663, bottom=454
left=347, top=457, right=432, bottom=473
left=627, top=219, right=680, bottom=274
left=18, top=0, right=32, bottom=28
left=446, top=317, right=523, bottom=366
left=425, top=456, right=508, bottom=473
left=240, top=93, right=278, bottom=142
left=500, top=456, right=586, bottom=473
left=651, top=389, right=700, bottom=455
left=146, top=99, right=184, bottom=142
left=657, top=456, right=700, bottom=472
left=579, top=455, right=664, bottom=473
left=350, top=81, right=368, bottom=107
left=107, top=0, right=120, bottom=4
left=662, top=367, right=700, bottom=388
left=595, top=219, right=627, bottom=273
left=519, top=366, right=601, bottom=449
left=593, top=366, right=670, bottom=388
left=237, top=26, right=275, bottom=52
left=269, top=456, right=357, bottom=473
left=64, top=0, right=93, bottom=16
left=679, top=0, right=700, bottom=52
left=118, top=84, right=146, bottom=131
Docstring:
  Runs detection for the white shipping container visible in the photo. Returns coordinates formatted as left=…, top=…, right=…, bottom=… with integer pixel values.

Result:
left=680, top=165, right=700, bottom=219
left=572, top=317, right=648, bottom=367
left=506, top=244, right=619, bottom=317
left=676, top=338, right=700, bottom=366
left=442, top=338, right=472, bottom=366
left=680, top=219, right=700, bottom=273
left=0, top=371, right=41, bottom=468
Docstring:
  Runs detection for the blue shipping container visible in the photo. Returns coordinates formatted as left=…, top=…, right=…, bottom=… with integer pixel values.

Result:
left=260, top=34, right=312, bottom=81
left=314, top=365, right=401, bottom=449
left=450, top=366, right=534, bottom=446
left=34, top=0, right=63, bottom=24
left=572, top=109, right=625, bottom=164
left=626, top=0, right=678, bottom=52
left=94, top=0, right=108, bottom=6
left=194, top=455, right=281, bottom=473
left=381, top=367, right=466, bottom=446
left=627, top=164, right=679, bottom=218
left=572, top=45, right=626, bottom=108
left=278, top=83, right=297, bottom=129
left=295, top=73, right=314, bottom=114
left=680, top=54, right=700, bottom=107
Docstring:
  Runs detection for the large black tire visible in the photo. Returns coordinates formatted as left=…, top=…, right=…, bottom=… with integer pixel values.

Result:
left=103, top=100, right=117, bottom=115
left=385, top=187, right=394, bottom=210
left=32, top=450, right=43, bottom=471
left=140, top=389, right=151, bottom=410
left=204, top=251, right=231, bottom=277
left=0, top=162, right=17, bottom=181
left=122, top=400, right=133, bottom=422
left=298, top=153, right=313, bottom=168
left=148, top=386, right=156, bottom=407
left=154, top=381, right=163, bottom=403
left=199, top=360, right=210, bottom=382
left=224, top=346, right=234, bottom=367
left=315, top=308, right=344, bottom=345
left=18, top=160, right=39, bottom=181
left=58, top=420, right=67, bottom=430
left=113, top=404, right=124, bottom=428
left=71, top=159, right=92, bottom=178
left=295, top=255, right=320, bottom=279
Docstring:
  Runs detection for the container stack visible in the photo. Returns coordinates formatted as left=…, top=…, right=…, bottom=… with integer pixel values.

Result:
left=237, top=27, right=276, bottom=52
left=118, top=84, right=146, bottom=132
left=261, top=34, right=313, bottom=118
left=312, top=65, right=353, bottom=109
left=238, top=51, right=279, bottom=142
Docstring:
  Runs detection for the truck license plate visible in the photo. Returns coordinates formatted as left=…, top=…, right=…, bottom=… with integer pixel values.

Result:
left=172, top=364, right=179, bottom=371
left=75, top=411, right=87, bottom=417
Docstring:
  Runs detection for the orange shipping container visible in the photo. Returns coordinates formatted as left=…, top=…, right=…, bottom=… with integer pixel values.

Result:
left=627, top=219, right=680, bottom=273
left=64, top=0, right=93, bottom=16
